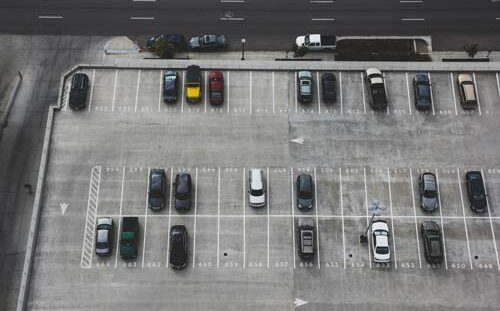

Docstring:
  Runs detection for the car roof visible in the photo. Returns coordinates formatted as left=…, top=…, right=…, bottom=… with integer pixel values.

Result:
left=176, top=173, right=191, bottom=192
left=375, top=234, right=389, bottom=246
left=422, top=173, right=436, bottom=190
left=298, top=174, right=313, bottom=191
left=250, top=169, right=263, bottom=189
left=371, top=220, right=388, bottom=232
left=97, top=229, right=109, bottom=243
left=209, top=70, right=223, bottom=78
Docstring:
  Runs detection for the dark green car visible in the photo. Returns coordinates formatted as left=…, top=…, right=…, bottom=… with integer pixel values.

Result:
left=296, top=174, right=313, bottom=210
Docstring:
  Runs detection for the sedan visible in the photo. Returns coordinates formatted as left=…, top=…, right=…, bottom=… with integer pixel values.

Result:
left=188, top=34, right=226, bottom=51
left=147, top=34, right=186, bottom=51
left=95, top=217, right=113, bottom=256
left=371, top=220, right=390, bottom=263
left=421, top=221, right=444, bottom=264
left=148, top=169, right=166, bottom=211
left=296, top=174, right=313, bottom=210
left=321, top=73, right=337, bottom=103
left=413, top=73, right=432, bottom=111
left=209, top=70, right=224, bottom=105
left=163, top=71, right=179, bottom=104
left=297, top=71, right=313, bottom=103
left=465, top=171, right=487, bottom=213
left=174, top=173, right=192, bottom=212
left=169, top=225, right=188, bottom=269
left=419, top=172, right=438, bottom=212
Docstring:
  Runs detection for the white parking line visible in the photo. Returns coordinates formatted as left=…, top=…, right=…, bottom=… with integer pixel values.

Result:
left=401, top=18, right=425, bottom=21
left=472, top=73, right=482, bottom=116
left=339, top=167, right=346, bottom=269
left=192, top=167, right=198, bottom=268
left=496, top=73, right=500, bottom=103
left=220, top=17, right=245, bottom=21
left=134, top=69, right=141, bottom=113
left=387, top=168, right=397, bottom=269
left=158, top=70, right=162, bottom=112
left=181, top=70, right=185, bottom=113
left=405, top=72, right=412, bottom=115
left=290, top=167, right=296, bottom=269
left=243, top=167, right=246, bottom=269
left=130, top=16, right=155, bottom=20
left=249, top=71, right=252, bottom=115
left=456, top=168, right=473, bottom=269
left=450, top=73, right=458, bottom=115
left=363, top=167, right=371, bottom=267
left=166, top=167, right=173, bottom=267
left=142, top=167, right=150, bottom=268
left=38, top=15, right=63, bottom=19
left=88, top=69, right=95, bottom=112
left=481, top=169, right=500, bottom=270
left=114, top=167, right=126, bottom=268
left=294, top=72, right=298, bottom=114
left=313, top=167, right=321, bottom=268
left=409, top=168, right=422, bottom=269
left=111, top=69, right=118, bottom=112
left=339, top=71, right=343, bottom=114
left=310, top=0, right=334, bottom=2
left=227, top=71, right=230, bottom=114
left=272, top=71, right=275, bottom=115
left=360, top=72, right=367, bottom=114
left=220, top=0, right=245, bottom=2
left=427, top=72, right=436, bottom=116
left=435, top=169, right=448, bottom=270
left=400, top=0, right=423, bottom=2
left=267, top=167, right=270, bottom=268
left=204, top=71, right=208, bottom=113
left=311, top=18, right=335, bottom=21
left=316, top=71, right=321, bottom=114
left=217, top=166, right=221, bottom=268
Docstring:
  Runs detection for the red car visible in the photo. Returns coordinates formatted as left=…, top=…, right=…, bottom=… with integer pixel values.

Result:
left=209, top=70, right=224, bottom=105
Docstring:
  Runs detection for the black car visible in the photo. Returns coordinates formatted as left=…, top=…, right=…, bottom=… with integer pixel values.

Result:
left=147, top=34, right=186, bottom=51
left=413, top=73, right=432, bottom=111
left=321, top=73, right=337, bottom=103
left=68, top=73, right=89, bottom=110
left=419, top=172, right=438, bottom=212
left=148, top=169, right=166, bottom=211
left=465, top=171, right=487, bottom=213
left=169, top=225, right=188, bottom=270
left=296, top=174, right=314, bottom=210
left=421, top=221, right=444, bottom=264
left=174, top=173, right=192, bottom=212
left=297, top=218, right=315, bottom=260
left=163, top=71, right=179, bottom=104
left=188, top=34, right=226, bottom=51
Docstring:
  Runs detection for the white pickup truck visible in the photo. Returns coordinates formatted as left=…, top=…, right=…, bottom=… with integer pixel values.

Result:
left=295, top=34, right=337, bottom=51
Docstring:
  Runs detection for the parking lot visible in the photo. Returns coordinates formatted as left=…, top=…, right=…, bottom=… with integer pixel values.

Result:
left=28, top=66, right=500, bottom=311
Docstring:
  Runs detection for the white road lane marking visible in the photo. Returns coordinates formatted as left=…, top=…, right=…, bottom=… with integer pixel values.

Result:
left=220, top=17, right=245, bottom=21
left=267, top=167, right=270, bottom=269
left=130, top=17, right=155, bottom=20
left=111, top=69, right=118, bottom=112
left=243, top=167, right=246, bottom=269
left=204, top=71, right=208, bottom=113
left=496, top=73, right=500, bottom=104
left=316, top=71, right=321, bottom=114
left=88, top=69, right=95, bottom=112
left=400, top=0, right=423, bottom=2
left=427, top=72, right=435, bottom=116
left=217, top=166, right=221, bottom=268
left=363, top=167, right=371, bottom=267
left=134, top=69, right=141, bottom=113
left=339, top=167, right=346, bottom=269
left=435, top=169, right=448, bottom=270
left=192, top=167, right=198, bottom=268
left=450, top=72, right=458, bottom=115
left=290, top=167, right=296, bottom=269
left=142, top=167, right=150, bottom=268
left=158, top=70, right=162, bottom=112
left=81, top=165, right=102, bottom=269
left=387, top=168, right=397, bottom=269
left=481, top=169, right=500, bottom=270
left=114, top=166, right=125, bottom=268
left=166, top=167, right=174, bottom=267
left=313, top=167, right=321, bottom=268
left=227, top=71, right=230, bottom=114
left=409, top=168, right=422, bottom=269
left=472, top=73, right=482, bottom=116
left=456, top=168, right=473, bottom=269
left=133, top=0, right=156, bottom=2
left=311, top=18, right=335, bottom=21
left=181, top=70, right=185, bottom=113
left=249, top=71, right=252, bottom=115
left=360, top=72, right=367, bottom=114
left=401, top=18, right=425, bottom=21
left=38, top=15, right=63, bottom=19
left=310, top=0, right=334, bottom=2
left=339, top=71, right=344, bottom=114
left=220, top=0, right=245, bottom=2
left=405, top=72, right=412, bottom=115
left=272, top=71, right=275, bottom=115
left=294, top=72, right=298, bottom=114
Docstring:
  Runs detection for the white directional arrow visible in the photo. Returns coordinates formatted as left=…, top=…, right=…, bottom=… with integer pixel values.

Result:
left=291, top=137, right=304, bottom=145
left=294, top=298, right=309, bottom=308
left=60, top=203, right=69, bottom=215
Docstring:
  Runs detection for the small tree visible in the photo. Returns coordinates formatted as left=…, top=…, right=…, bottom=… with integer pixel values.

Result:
left=293, top=44, right=308, bottom=57
left=463, top=43, right=479, bottom=58
left=152, top=39, right=177, bottom=59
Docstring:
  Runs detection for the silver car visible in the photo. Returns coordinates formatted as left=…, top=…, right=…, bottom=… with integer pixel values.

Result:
left=95, top=217, right=113, bottom=256
left=249, top=169, right=266, bottom=207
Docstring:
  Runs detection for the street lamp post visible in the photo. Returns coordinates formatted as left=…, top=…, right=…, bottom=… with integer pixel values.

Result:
left=241, top=38, right=246, bottom=60
left=360, top=200, right=386, bottom=244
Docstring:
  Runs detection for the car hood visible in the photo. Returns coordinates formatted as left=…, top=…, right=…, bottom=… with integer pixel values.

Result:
left=296, top=36, right=306, bottom=47
left=170, top=249, right=187, bottom=268
left=472, top=198, right=487, bottom=212
left=422, top=196, right=438, bottom=211
left=249, top=194, right=266, bottom=205
left=298, top=197, right=313, bottom=209
left=187, top=86, right=201, bottom=98
left=189, top=37, right=200, bottom=48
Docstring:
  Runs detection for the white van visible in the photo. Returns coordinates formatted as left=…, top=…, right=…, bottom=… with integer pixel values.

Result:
left=249, top=169, right=266, bottom=207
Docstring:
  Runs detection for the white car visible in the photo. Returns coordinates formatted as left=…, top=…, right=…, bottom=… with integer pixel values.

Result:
left=248, top=169, right=266, bottom=207
left=371, top=220, right=390, bottom=263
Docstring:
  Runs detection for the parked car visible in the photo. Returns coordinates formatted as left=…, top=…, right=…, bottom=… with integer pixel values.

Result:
left=208, top=70, right=224, bottom=105
left=371, top=220, right=390, bottom=263
left=296, top=174, right=313, bottom=210
left=120, top=217, right=139, bottom=259
left=174, top=173, right=192, bottom=212
left=147, top=34, right=186, bottom=51
left=249, top=169, right=266, bottom=208
left=457, top=73, right=477, bottom=109
left=163, top=71, right=179, bottom=104
left=419, top=172, right=438, bottom=212
left=95, top=217, right=113, bottom=256
left=297, top=218, right=315, bottom=260
left=68, top=73, right=89, bottom=110
left=413, top=73, right=432, bottom=111
left=421, top=221, right=444, bottom=264
left=148, top=169, right=166, bottom=211
left=321, top=73, right=337, bottom=103
left=465, top=171, right=487, bottom=213
left=295, top=34, right=337, bottom=51
left=185, top=65, right=202, bottom=103
left=169, top=225, right=188, bottom=270
left=365, top=68, right=388, bottom=110
left=297, top=71, right=313, bottom=103
left=188, top=34, right=226, bottom=51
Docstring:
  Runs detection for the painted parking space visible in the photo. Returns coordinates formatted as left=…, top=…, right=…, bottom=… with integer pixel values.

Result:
left=251, top=71, right=273, bottom=115
left=269, top=166, right=291, bottom=215
left=436, top=168, right=464, bottom=217
left=316, top=167, right=341, bottom=216
left=245, top=217, right=269, bottom=269
left=340, top=166, right=366, bottom=216
left=229, top=71, right=251, bottom=115
left=474, top=72, right=500, bottom=117
left=318, top=218, right=344, bottom=269
left=193, top=217, right=218, bottom=269
left=89, top=69, right=116, bottom=112
left=219, top=217, right=244, bottom=269
left=137, top=69, right=162, bottom=113
left=389, top=167, right=415, bottom=216
left=196, top=166, right=218, bottom=215
left=385, top=72, right=412, bottom=116
left=466, top=218, right=498, bottom=270
left=269, top=217, right=293, bottom=269
left=114, top=69, right=139, bottom=113
left=393, top=218, right=421, bottom=270
left=220, top=167, right=245, bottom=216
left=341, top=71, right=365, bottom=115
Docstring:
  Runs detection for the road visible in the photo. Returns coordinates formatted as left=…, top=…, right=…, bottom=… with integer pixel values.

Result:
left=0, top=0, right=499, bottom=50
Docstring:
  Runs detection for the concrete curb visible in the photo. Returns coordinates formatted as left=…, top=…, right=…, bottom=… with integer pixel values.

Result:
left=0, top=72, right=23, bottom=140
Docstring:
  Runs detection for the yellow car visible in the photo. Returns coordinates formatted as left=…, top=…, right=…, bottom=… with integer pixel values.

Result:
left=185, top=65, right=202, bottom=103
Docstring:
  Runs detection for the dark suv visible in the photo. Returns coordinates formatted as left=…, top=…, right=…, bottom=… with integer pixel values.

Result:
left=69, top=73, right=89, bottom=110
left=296, top=174, right=313, bottom=210
left=174, top=173, right=192, bottom=212
left=421, top=221, right=444, bottom=264
left=163, top=71, right=179, bottom=104
left=465, top=171, right=487, bottom=213
left=148, top=169, right=166, bottom=211
left=169, top=225, right=188, bottom=270
left=297, top=218, right=315, bottom=260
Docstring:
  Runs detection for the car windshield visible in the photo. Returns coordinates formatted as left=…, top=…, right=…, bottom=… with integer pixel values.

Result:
left=187, top=83, right=199, bottom=87
left=305, top=36, right=310, bottom=45
left=423, top=190, right=436, bottom=198
left=96, top=242, right=108, bottom=249
left=299, top=190, right=312, bottom=199
left=250, top=188, right=264, bottom=196
left=376, top=246, right=389, bottom=254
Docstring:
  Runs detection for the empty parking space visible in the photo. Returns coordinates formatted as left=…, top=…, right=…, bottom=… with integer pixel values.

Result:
left=90, top=69, right=116, bottom=112
left=114, top=69, right=139, bottom=113
left=196, top=167, right=218, bottom=215
left=385, top=72, right=411, bottom=116
left=341, top=167, right=366, bottom=216
left=193, top=217, right=217, bottom=269
left=429, top=72, right=457, bottom=116
left=269, top=167, right=291, bottom=215
left=251, top=71, right=273, bottom=115
left=137, top=69, right=162, bottom=113
left=341, top=71, right=365, bottom=115
left=466, top=218, right=498, bottom=270
left=436, top=168, right=463, bottom=217
left=121, top=167, right=148, bottom=215
left=344, top=218, right=370, bottom=269
left=142, top=216, right=169, bottom=269
left=389, top=168, right=414, bottom=216
left=229, top=71, right=250, bottom=115
left=484, top=168, right=500, bottom=216
left=219, top=218, right=244, bottom=269
left=245, top=217, right=268, bottom=268
left=393, top=218, right=421, bottom=270
left=318, top=218, right=344, bottom=269
left=442, top=218, right=471, bottom=271
left=474, top=72, right=500, bottom=117
left=220, top=167, right=244, bottom=215
left=316, top=167, right=341, bottom=216
left=98, top=166, right=123, bottom=216
left=272, top=71, right=292, bottom=115
left=269, top=217, right=293, bottom=269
